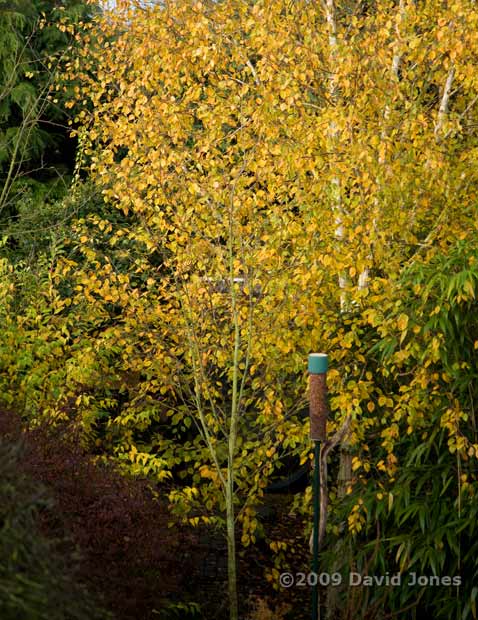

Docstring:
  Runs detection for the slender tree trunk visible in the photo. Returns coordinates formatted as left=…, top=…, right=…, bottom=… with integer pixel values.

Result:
left=226, top=351, right=239, bottom=620
left=322, top=0, right=354, bottom=502
left=225, top=474, right=238, bottom=620
left=358, top=0, right=406, bottom=294
left=224, top=183, right=242, bottom=620
left=324, top=0, right=348, bottom=309
left=435, top=66, right=455, bottom=141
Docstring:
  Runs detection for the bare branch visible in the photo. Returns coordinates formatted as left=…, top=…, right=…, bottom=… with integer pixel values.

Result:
left=443, top=92, right=478, bottom=141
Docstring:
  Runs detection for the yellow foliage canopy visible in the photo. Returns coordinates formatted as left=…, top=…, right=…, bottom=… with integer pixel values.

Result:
left=9, top=0, right=477, bottom=526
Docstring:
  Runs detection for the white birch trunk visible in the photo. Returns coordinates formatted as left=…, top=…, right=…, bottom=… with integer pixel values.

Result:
left=322, top=0, right=355, bottom=503
left=360, top=0, right=406, bottom=293
left=435, top=66, right=455, bottom=141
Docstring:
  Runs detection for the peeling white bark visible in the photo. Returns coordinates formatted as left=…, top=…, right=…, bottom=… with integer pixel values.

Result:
left=324, top=0, right=347, bottom=309
left=434, top=66, right=455, bottom=140
left=359, top=0, right=407, bottom=294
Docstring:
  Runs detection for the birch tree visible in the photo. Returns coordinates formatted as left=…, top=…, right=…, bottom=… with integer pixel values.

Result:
left=31, top=1, right=478, bottom=615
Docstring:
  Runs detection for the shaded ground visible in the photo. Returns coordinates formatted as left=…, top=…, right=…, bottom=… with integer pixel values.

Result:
left=0, top=410, right=311, bottom=620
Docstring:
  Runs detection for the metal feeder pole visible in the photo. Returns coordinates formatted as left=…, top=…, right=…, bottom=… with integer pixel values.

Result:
left=309, top=353, right=329, bottom=620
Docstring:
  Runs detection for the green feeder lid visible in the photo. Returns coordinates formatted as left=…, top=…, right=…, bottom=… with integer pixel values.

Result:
left=308, top=353, right=328, bottom=374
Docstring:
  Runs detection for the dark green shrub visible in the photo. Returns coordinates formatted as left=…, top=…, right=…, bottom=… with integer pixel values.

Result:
left=0, top=436, right=110, bottom=620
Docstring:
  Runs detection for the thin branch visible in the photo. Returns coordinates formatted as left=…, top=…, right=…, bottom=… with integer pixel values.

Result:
left=443, top=92, right=478, bottom=141
left=245, top=59, right=260, bottom=86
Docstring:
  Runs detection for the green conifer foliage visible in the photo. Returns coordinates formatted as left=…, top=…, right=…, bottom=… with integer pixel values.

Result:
left=0, top=0, right=95, bottom=218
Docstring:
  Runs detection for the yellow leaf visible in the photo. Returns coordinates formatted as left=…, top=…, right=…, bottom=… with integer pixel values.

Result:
left=397, top=313, right=408, bottom=331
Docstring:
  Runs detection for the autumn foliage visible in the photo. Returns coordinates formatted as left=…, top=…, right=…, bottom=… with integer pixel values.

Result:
left=1, top=0, right=478, bottom=618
